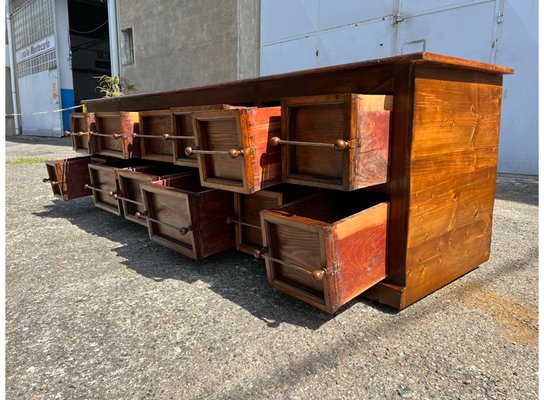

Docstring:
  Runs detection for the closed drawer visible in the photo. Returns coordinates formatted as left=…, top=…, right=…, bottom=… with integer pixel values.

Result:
left=230, top=184, right=316, bottom=255
left=171, top=104, right=234, bottom=167
left=87, top=160, right=151, bottom=216
left=259, top=192, right=389, bottom=313
left=66, top=112, right=96, bottom=154
left=44, top=156, right=97, bottom=201
left=189, top=107, right=282, bottom=194
left=274, top=94, right=392, bottom=191
left=94, top=112, right=140, bottom=159
left=140, top=174, right=235, bottom=260
left=117, top=165, right=196, bottom=226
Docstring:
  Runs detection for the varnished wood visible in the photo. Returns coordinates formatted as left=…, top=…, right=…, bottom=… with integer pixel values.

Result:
left=138, top=110, right=174, bottom=163
left=279, top=93, right=392, bottom=190
left=232, top=184, right=316, bottom=255
left=80, top=53, right=512, bottom=311
left=87, top=160, right=152, bottom=216
left=171, top=104, right=235, bottom=167
left=261, top=192, right=389, bottom=313
left=69, top=113, right=96, bottom=154
left=44, top=156, right=95, bottom=201
left=140, top=174, right=235, bottom=260
left=117, top=165, right=196, bottom=226
left=192, top=107, right=282, bottom=194
left=94, top=112, right=140, bottom=159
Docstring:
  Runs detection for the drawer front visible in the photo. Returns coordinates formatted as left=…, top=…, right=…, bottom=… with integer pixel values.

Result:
left=139, top=110, right=174, bottom=162
left=44, top=156, right=93, bottom=201
left=69, top=113, right=94, bottom=154
left=140, top=184, right=196, bottom=259
left=260, top=196, right=389, bottom=313
left=172, top=111, right=197, bottom=167
left=279, top=94, right=392, bottom=191
left=95, top=112, right=139, bottom=159
left=193, top=113, right=246, bottom=186
left=192, top=107, right=282, bottom=194
left=88, top=164, right=123, bottom=216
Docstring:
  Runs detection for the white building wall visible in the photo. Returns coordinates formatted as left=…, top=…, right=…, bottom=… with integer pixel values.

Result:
left=261, top=0, right=537, bottom=175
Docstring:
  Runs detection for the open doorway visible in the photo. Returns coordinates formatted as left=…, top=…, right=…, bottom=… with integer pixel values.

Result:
left=68, top=0, right=111, bottom=105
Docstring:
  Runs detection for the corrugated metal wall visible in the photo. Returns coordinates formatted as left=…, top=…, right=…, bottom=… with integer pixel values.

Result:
left=261, top=0, right=538, bottom=175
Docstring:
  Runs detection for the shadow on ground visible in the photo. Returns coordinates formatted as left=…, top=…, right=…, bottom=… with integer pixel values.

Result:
left=495, top=173, right=538, bottom=206
left=34, top=197, right=376, bottom=330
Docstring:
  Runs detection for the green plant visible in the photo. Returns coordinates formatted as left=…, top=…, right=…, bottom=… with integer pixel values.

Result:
left=95, top=75, right=136, bottom=97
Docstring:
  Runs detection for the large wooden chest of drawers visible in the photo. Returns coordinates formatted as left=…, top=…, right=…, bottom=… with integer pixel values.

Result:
left=81, top=52, right=513, bottom=311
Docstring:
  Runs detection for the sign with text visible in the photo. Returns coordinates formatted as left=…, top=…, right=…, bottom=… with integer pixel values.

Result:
left=16, top=35, right=56, bottom=63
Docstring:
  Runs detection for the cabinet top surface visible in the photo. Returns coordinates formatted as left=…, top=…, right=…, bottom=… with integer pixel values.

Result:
left=83, top=52, right=513, bottom=111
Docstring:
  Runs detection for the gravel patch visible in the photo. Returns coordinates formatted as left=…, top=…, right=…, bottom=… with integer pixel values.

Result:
left=6, top=138, right=538, bottom=399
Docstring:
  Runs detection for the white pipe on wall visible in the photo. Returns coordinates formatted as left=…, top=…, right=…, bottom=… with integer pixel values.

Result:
left=107, top=0, right=120, bottom=76
left=6, top=1, right=21, bottom=135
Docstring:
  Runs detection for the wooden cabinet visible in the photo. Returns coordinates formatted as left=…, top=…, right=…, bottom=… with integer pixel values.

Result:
left=82, top=52, right=513, bottom=311
left=171, top=104, right=234, bottom=167
left=189, top=107, right=282, bottom=194
left=94, top=112, right=140, bottom=159
left=117, top=165, right=196, bottom=226
left=140, top=174, right=235, bottom=260
left=230, top=185, right=315, bottom=255
left=274, top=94, right=392, bottom=190
left=87, top=160, right=151, bottom=216
left=67, top=113, right=96, bottom=154
left=44, top=156, right=95, bottom=201
left=258, top=192, right=388, bottom=313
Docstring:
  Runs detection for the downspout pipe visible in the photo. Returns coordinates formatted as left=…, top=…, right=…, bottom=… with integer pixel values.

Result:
left=107, top=0, right=120, bottom=77
left=6, top=1, right=21, bottom=135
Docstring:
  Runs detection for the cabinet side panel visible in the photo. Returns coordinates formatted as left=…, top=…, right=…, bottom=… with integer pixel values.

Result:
left=404, top=65, right=503, bottom=307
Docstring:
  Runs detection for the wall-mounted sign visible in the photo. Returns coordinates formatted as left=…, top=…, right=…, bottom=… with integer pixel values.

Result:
left=16, top=35, right=56, bottom=63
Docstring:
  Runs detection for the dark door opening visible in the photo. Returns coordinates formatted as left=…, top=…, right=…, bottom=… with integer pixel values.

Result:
left=68, top=0, right=111, bottom=106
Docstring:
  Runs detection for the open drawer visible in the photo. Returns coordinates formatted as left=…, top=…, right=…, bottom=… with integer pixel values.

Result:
left=136, top=110, right=175, bottom=163
left=229, top=184, right=316, bottom=255
left=117, top=165, right=196, bottom=226
left=258, top=192, right=389, bottom=313
left=87, top=160, right=152, bottom=216
left=273, top=94, right=392, bottom=191
left=93, top=111, right=140, bottom=159
left=44, top=156, right=103, bottom=201
left=188, top=106, right=282, bottom=194
left=171, top=104, right=234, bottom=167
left=65, top=112, right=96, bottom=154
left=140, top=174, right=235, bottom=260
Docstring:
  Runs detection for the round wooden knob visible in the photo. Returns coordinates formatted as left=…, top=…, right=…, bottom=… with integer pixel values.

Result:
left=228, top=148, right=243, bottom=159
left=84, top=184, right=91, bottom=189
left=108, top=190, right=115, bottom=197
left=312, top=269, right=325, bottom=282
left=113, top=134, right=121, bottom=140
left=253, top=249, right=262, bottom=259
left=64, top=130, right=70, bottom=136
left=225, top=216, right=234, bottom=224
left=269, top=137, right=281, bottom=146
left=334, top=139, right=349, bottom=151
left=162, top=133, right=170, bottom=140
left=184, top=146, right=194, bottom=156
left=135, top=212, right=142, bottom=218
left=179, top=227, right=190, bottom=235
left=113, top=193, right=119, bottom=200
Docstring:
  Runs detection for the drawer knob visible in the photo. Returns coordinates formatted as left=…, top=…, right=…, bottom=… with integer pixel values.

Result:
left=43, top=178, right=58, bottom=185
left=253, top=248, right=266, bottom=259
left=179, top=226, right=192, bottom=235
left=269, top=136, right=351, bottom=151
left=311, top=269, right=326, bottom=282
left=135, top=211, right=145, bottom=219
left=162, top=133, right=170, bottom=140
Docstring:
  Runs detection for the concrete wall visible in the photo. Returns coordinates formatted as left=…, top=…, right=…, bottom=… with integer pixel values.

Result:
left=117, top=0, right=260, bottom=93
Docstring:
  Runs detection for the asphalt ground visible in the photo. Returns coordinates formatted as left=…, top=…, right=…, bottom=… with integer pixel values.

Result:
left=5, top=136, right=538, bottom=399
